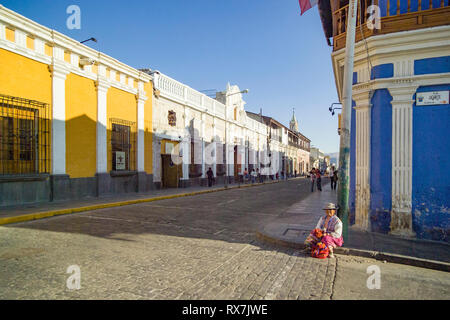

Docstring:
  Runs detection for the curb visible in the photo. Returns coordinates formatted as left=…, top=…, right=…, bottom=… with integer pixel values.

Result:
left=255, top=230, right=450, bottom=273
left=0, top=180, right=281, bottom=226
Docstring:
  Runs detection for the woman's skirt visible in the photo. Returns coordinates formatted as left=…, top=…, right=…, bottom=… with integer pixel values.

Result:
left=321, top=235, right=344, bottom=249
left=304, top=229, right=344, bottom=249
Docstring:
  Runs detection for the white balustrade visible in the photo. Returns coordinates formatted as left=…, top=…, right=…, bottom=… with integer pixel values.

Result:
left=204, top=96, right=214, bottom=112
left=156, top=73, right=229, bottom=120
left=187, top=87, right=202, bottom=106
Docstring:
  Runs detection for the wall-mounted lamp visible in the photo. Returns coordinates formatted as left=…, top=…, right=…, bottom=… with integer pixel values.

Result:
left=329, top=103, right=342, bottom=116
left=80, top=37, right=97, bottom=44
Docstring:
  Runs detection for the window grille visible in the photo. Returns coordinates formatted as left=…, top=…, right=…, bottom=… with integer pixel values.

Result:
left=110, top=118, right=136, bottom=171
left=0, top=94, right=50, bottom=175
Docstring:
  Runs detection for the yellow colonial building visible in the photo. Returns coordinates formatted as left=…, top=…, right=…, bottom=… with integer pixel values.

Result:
left=0, top=5, right=153, bottom=206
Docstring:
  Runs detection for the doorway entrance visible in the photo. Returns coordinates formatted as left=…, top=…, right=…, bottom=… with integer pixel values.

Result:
left=161, top=154, right=181, bottom=188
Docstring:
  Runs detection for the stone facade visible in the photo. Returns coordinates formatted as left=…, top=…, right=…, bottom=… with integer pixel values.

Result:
left=151, top=75, right=269, bottom=188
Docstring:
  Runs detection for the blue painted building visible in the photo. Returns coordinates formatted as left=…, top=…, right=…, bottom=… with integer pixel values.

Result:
left=318, top=0, right=450, bottom=241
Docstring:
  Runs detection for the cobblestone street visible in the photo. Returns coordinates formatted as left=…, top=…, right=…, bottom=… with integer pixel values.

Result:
left=1, top=179, right=449, bottom=300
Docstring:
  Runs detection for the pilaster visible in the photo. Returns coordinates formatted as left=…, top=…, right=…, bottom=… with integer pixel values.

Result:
left=201, top=112, right=206, bottom=178
left=95, top=79, right=110, bottom=174
left=388, top=85, right=418, bottom=237
left=0, top=22, right=5, bottom=40
left=353, top=89, right=372, bottom=230
left=212, top=119, right=217, bottom=177
left=181, top=108, right=190, bottom=181
left=136, top=92, right=147, bottom=173
left=49, top=63, right=70, bottom=175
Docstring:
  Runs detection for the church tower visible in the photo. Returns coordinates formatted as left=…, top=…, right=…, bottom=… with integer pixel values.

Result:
left=289, top=108, right=299, bottom=133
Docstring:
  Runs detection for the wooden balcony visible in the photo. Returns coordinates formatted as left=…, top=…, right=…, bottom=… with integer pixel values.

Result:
left=332, top=0, right=450, bottom=51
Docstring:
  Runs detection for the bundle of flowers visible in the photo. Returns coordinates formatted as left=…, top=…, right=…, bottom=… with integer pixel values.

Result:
left=312, top=228, right=323, bottom=238
left=304, top=228, right=323, bottom=246
left=311, top=241, right=329, bottom=259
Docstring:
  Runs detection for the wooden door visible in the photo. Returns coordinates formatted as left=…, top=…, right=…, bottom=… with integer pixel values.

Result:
left=162, top=154, right=181, bottom=188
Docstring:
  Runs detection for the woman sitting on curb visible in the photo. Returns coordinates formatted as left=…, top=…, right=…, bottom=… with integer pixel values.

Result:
left=304, top=203, right=343, bottom=258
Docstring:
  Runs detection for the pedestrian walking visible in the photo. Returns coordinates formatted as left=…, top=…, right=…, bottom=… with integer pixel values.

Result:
left=310, top=168, right=316, bottom=192
left=207, top=167, right=214, bottom=187
left=257, top=168, right=263, bottom=183
left=243, top=168, right=249, bottom=183
left=330, top=166, right=338, bottom=190
left=333, top=169, right=338, bottom=190
left=251, top=169, right=257, bottom=184
left=316, top=169, right=322, bottom=191
left=330, top=166, right=335, bottom=190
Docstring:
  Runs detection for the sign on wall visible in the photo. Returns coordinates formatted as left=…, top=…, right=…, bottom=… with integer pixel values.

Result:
left=115, top=151, right=126, bottom=170
left=168, top=110, right=176, bottom=126
left=416, top=91, right=449, bottom=106
left=165, top=142, right=174, bottom=154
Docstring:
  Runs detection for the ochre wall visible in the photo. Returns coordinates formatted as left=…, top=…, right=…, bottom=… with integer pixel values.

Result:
left=65, top=73, right=97, bottom=178
left=0, top=49, right=52, bottom=173
left=0, top=49, right=51, bottom=104
left=144, top=82, right=153, bottom=174
left=106, top=87, right=137, bottom=172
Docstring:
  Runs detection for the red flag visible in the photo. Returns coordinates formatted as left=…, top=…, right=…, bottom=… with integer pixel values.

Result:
left=299, top=0, right=319, bottom=15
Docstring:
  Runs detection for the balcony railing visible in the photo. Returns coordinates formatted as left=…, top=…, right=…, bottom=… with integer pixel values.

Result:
left=332, top=0, right=450, bottom=51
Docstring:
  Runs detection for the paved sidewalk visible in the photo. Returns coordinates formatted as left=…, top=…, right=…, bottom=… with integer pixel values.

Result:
left=257, top=184, right=450, bottom=267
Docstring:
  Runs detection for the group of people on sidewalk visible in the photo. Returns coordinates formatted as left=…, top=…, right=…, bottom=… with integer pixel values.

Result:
left=243, top=168, right=263, bottom=184
left=329, top=166, right=338, bottom=190
left=310, top=167, right=339, bottom=192
left=309, top=168, right=322, bottom=192
left=206, top=167, right=264, bottom=187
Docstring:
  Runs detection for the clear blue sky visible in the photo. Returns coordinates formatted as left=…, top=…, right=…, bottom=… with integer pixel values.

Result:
left=2, top=0, right=340, bottom=154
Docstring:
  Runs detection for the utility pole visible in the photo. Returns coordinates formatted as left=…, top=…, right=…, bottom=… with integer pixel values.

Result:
left=337, top=0, right=358, bottom=243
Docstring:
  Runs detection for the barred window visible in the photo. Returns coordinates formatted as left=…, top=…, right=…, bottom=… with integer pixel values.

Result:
left=110, top=118, right=136, bottom=171
left=0, top=94, right=50, bottom=175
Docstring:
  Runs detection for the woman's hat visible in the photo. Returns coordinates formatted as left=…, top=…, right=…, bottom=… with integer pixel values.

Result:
left=323, top=203, right=338, bottom=210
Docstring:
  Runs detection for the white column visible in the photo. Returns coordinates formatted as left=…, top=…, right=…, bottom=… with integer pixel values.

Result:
left=240, top=137, right=245, bottom=174
left=353, top=90, right=372, bottom=231
left=0, top=22, right=5, bottom=40
left=227, top=126, right=234, bottom=178
left=96, top=80, right=110, bottom=173
left=53, top=46, right=64, bottom=61
left=35, top=38, right=45, bottom=55
left=225, top=122, right=229, bottom=177
left=153, top=72, right=160, bottom=90
left=182, top=108, right=190, bottom=180
left=137, top=93, right=147, bottom=172
left=50, top=65, right=70, bottom=175
left=201, top=112, right=206, bottom=178
left=15, top=29, right=26, bottom=47
left=389, top=86, right=417, bottom=237
left=212, top=118, right=217, bottom=177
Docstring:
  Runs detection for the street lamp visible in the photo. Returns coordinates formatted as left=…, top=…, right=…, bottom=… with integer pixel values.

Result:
left=224, top=89, right=249, bottom=189
left=80, top=37, right=97, bottom=44
left=329, top=102, right=342, bottom=116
